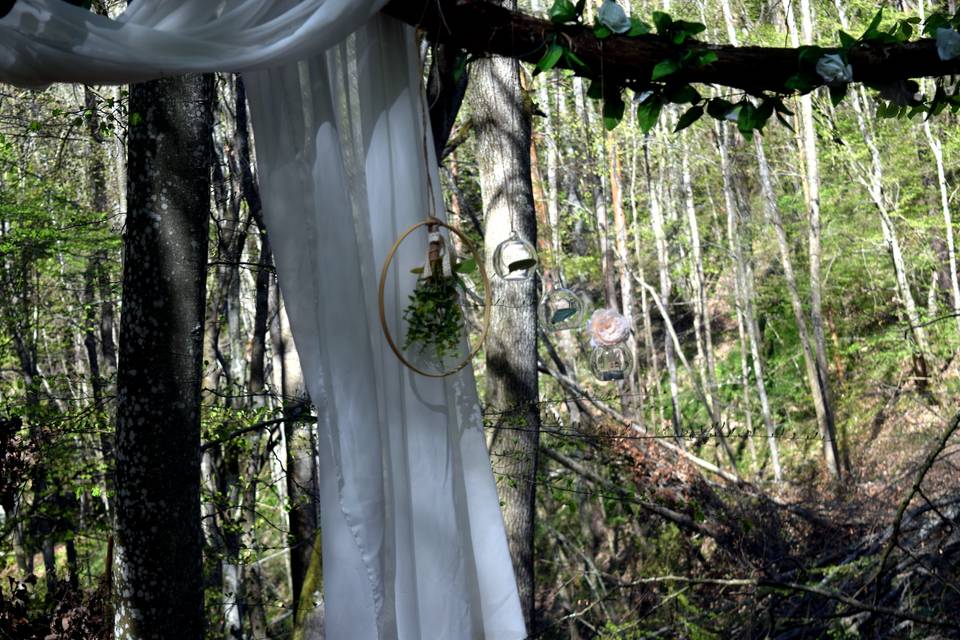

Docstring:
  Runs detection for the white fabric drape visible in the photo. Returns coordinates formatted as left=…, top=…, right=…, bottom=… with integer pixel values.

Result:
left=0, top=2, right=525, bottom=639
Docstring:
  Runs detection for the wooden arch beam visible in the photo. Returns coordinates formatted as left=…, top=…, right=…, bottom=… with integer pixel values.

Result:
left=382, top=0, right=960, bottom=93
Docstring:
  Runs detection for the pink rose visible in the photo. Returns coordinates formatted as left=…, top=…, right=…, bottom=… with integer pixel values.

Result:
left=587, top=308, right=630, bottom=347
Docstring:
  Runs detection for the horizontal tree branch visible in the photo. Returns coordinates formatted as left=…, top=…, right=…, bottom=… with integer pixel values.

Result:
left=382, top=0, right=960, bottom=93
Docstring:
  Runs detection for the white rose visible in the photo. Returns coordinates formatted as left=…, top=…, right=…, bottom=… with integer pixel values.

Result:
left=937, top=27, right=960, bottom=61
left=587, top=308, right=630, bottom=347
left=598, top=0, right=631, bottom=34
left=815, top=53, right=853, bottom=85
left=634, top=90, right=653, bottom=104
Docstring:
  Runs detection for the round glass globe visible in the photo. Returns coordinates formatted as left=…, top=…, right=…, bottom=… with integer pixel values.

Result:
left=493, top=234, right=538, bottom=280
left=539, top=288, right=584, bottom=332
left=590, top=343, right=634, bottom=382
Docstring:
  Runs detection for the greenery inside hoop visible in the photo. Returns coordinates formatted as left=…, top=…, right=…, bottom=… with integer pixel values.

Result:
left=402, top=257, right=477, bottom=362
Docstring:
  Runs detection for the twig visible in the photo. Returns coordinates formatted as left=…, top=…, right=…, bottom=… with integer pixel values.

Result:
left=200, top=416, right=316, bottom=453
left=873, top=409, right=960, bottom=597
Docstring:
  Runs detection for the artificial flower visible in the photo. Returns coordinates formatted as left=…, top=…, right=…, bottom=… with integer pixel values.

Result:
left=587, top=308, right=631, bottom=346
left=937, top=27, right=960, bottom=61
left=815, top=53, right=853, bottom=85
left=598, top=0, right=631, bottom=34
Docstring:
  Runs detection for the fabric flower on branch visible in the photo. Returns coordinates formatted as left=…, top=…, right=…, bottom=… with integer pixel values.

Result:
left=598, top=0, right=631, bottom=34
left=936, top=27, right=960, bottom=61
left=815, top=53, right=852, bottom=85
left=586, top=308, right=630, bottom=347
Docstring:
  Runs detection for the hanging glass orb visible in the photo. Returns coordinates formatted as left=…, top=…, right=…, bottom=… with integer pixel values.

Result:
left=493, top=233, right=538, bottom=280
left=590, top=343, right=634, bottom=382
left=539, top=288, right=584, bottom=332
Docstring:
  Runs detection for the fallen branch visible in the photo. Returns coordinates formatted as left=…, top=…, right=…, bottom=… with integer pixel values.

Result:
left=619, top=575, right=959, bottom=631
left=540, top=363, right=833, bottom=529
left=541, top=445, right=718, bottom=539
left=872, top=409, right=960, bottom=595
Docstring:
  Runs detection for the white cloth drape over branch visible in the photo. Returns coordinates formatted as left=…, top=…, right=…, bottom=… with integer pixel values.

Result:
left=0, top=2, right=525, bottom=638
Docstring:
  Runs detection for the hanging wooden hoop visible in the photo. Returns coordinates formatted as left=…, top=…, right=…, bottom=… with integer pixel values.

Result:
left=378, top=217, right=491, bottom=378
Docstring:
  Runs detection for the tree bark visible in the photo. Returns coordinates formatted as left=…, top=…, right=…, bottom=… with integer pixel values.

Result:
left=473, top=10, right=541, bottom=625
left=754, top=137, right=837, bottom=479
left=114, top=72, right=212, bottom=640
left=716, top=124, right=782, bottom=481
left=644, top=136, right=682, bottom=442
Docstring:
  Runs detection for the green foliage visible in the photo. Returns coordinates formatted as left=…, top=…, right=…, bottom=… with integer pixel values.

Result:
left=401, top=260, right=473, bottom=363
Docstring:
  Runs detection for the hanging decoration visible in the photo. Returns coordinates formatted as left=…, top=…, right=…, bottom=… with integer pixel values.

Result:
left=585, top=307, right=634, bottom=381
left=539, top=284, right=584, bottom=332
left=493, top=231, right=538, bottom=280
left=379, top=217, right=491, bottom=378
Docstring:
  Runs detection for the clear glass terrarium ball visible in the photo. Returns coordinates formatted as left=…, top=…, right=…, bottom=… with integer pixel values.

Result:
left=539, top=288, right=584, bottom=332
left=590, top=343, right=634, bottom=382
left=493, top=234, right=538, bottom=280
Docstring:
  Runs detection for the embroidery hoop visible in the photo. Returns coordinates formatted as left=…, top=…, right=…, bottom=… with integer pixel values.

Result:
left=378, top=216, right=491, bottom=378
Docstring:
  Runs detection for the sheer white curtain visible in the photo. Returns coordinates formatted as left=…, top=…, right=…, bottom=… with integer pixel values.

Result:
left=0, top=2, right=525, bottom=638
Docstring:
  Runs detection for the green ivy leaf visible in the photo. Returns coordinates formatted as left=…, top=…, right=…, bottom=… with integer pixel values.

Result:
left=775, top=111, right=795, bottom=131
left=797, top=45, right=826, bottom=66
left=922, top=13, right=949, bottom=37
left=594, top=24, right=612, bottom=39
left=535, top=44, right=564, bottom=75
left=664, top=84, right=700, bottom=104
left=455, top=258, right=477, bottom=274
left=697, top=50, right=718, bottom=66
left=838, top=30, right=856, bottom=49
left=628, top=18, right=651, bottom=36
left=864, top=8, right=883, bottom=38
left=737, top=103, right=756, bottom=135
left=674, top=105, right=704, bottom=132
left=637, top=97, right=663, bottom=133
left=548, top=0, right=577, bottom=24
left=563, top=48, right=588, bottom=70
left=829, top=83, right=847, bottom=107
left=706, top=97, right=734, bottom=119
left=586, top=79, right=604, bottom=100
left=651, top=58, right=681, bottom=81
left=674, top=20, right=706, bottom=37
left=603, top=94, right=626, bottom=130
left=652, top=11, right=672, bottom=34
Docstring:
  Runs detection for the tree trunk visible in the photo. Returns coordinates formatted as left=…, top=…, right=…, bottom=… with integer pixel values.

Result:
left=680, top=140, right=734, bottom=467
left=473, top=16, right=540, bottom=626
left=717, top=124, right=782, bottom=481
left=644, top=136, right=682, bottom=442
left=922, top=121, right=960, bottom=343
left=114, top=72, right=212, bottom=640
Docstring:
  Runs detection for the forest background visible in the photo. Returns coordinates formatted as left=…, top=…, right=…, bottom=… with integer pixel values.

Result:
left=2, top=0, right=960, bottom=638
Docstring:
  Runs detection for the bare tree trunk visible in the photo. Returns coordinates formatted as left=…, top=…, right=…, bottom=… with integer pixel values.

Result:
left=644, top=136, right=682, bottom=442
left=235, top=74, right=271, bottom=640
left=832, top=0, right=931, bottom=387
left=473, top=17, right=540, bottom=625
left=680, top=139, right=734, bottom=467
left=609, top=133, right=641, bottom=410
left=114, top=72, right=212, bottom=639
left=717, top=125, right=782, bottom=481
left=754, top=137, right=838, bottom=479
left=83, top=84, right=115, bottom=519
left=922, top=121, right=960, bottom=343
